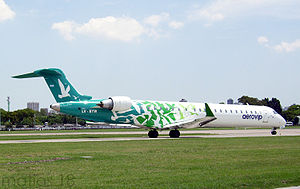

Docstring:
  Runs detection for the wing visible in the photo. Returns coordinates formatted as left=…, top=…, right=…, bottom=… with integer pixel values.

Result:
left=163, top=103, right=217, bottom=129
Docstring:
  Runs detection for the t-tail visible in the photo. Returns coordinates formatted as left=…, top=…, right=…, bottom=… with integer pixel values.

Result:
left=12, top=68, right=92, bottom=102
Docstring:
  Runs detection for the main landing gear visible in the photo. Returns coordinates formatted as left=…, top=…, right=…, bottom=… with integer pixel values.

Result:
left=148, top=129, right=159, bottom=138
left=147, top=129, right=181, bottom=138
left=169, top=129, right=180, bottom=138
left=271, top=127, right=277, bottom=135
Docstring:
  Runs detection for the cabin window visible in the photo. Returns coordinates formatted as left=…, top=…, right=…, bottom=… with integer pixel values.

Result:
left=240, top=110, right=243, bottom=113
left=235, top=110, right=238, bottom=113
left=185, top=108, right=187, bottom=111
left=194, top=108, right=196, bottom=112
left=220, top=109, right=222, bottom=113
left=215, top=109, right=217, bottom=113
left=245, top=111, right=248, bottom=113
left=255, top=111, right=257, bottom=114
left=250, top=111, right=253, bottom=114
left=230, top=110, right=233, bottom=113
left=225, top=110, right=227, bottom=113
left=199, top=108, right=201, bottom=112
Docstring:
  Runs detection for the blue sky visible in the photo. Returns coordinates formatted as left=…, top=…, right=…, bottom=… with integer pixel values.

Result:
left=0, top=0, right=300, bottom=111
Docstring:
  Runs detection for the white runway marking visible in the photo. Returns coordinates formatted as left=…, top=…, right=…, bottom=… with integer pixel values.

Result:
left=0, top=129, right=299, bottom=144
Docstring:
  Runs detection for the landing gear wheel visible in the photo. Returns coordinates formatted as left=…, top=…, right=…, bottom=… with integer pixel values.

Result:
left=271, top=130, right=277, bottom=135
left=169, top=129, right=180, bottom=138
left=148, top=130, right=158, bottom=138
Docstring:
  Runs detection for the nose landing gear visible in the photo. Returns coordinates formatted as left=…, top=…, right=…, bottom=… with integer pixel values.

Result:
left=271, top=127, right=277, bottom=135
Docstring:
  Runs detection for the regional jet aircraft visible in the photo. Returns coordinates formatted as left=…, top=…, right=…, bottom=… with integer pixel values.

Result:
left=13, top=68, right=286, bottom=138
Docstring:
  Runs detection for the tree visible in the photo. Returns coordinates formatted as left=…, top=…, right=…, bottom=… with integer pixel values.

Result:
left=282, top=104, right=300, bottom=121
left=238, top=96, right=263, bottom=105
left=262, top=98, right=282, bottom=114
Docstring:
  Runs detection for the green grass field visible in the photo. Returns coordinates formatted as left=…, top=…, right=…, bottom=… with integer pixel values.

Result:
left=0, top=136, right=299, bottom=188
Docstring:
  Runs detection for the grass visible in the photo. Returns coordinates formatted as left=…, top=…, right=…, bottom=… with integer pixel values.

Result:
left=0, top=137, right=299, bottom=188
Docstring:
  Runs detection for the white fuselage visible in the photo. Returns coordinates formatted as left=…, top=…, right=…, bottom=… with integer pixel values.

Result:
left=204, top=103, right=286, bottom=128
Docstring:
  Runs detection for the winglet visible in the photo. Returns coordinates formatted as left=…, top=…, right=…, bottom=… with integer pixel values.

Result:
left=205, top=103, right=215, bottom=117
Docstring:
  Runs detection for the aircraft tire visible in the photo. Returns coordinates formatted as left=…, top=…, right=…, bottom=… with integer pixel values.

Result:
left=148, top=130, right=158, bottom=138
left=271, top=130, right=277, bottom=135
left=169, top=130, right=180, bottom=138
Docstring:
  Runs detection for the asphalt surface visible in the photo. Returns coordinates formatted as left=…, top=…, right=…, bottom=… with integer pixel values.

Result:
left=0, top=129, right=299, bottom=144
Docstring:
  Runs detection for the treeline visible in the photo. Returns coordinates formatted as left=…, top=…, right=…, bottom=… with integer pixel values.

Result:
left=238, top=96, right=299, bottom=124
left=0, top=108, right=86, bottom=127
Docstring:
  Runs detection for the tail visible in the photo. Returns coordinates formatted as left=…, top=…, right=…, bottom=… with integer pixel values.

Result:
left=12, top=68, right=92, bottom=102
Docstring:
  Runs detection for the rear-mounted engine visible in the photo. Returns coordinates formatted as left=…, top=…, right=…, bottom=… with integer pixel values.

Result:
left=98, top=96, right=132, bottom=111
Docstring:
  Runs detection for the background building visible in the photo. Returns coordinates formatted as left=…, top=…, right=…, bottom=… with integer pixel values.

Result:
left=227, top=98, right=234, bottom=104
left=27, top=102, right=39, bottom=112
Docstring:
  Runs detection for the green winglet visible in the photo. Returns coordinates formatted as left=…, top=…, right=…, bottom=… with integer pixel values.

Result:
left=205, top=103, right=215, bottom=117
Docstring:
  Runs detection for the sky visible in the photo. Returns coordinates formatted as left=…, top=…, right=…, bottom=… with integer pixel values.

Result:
left=0, top=0, right=300, bottom=111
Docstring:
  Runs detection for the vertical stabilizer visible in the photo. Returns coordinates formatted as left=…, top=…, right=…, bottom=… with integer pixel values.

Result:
left=12, top=68, right=92, bottom=102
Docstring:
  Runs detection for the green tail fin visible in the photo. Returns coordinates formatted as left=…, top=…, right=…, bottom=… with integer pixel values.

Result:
left=12, top=68, right=92, bottom=102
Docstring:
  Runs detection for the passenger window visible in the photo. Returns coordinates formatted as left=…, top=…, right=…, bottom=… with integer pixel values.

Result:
left=245, top=111, right=248, bottom=113
left=240, top=110, right=243, bottom=113
left=225, top=110, right=227, bottom=113
left=215, top=109, right=217, bottom=113
left=255, top=111, right=257, bottom=114
left=220, top=109, right=222, bottom=113
left=235, top=110, right=238, bottom=113
left=250, top=111, right=253, bottom=114
left=230, top=110, right=232, bottom=113
left=199, top=108, right=201, bottom=112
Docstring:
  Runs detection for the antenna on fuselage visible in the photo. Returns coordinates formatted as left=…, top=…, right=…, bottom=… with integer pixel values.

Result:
left=179, top=99, right=188, bottom=102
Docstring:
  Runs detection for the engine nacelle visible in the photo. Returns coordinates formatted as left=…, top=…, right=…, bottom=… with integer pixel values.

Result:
left=98, top=96, right=132, bottom=111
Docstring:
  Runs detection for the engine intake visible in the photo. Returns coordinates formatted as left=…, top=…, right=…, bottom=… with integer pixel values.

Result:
left=98, top=96, right=132, bottom=111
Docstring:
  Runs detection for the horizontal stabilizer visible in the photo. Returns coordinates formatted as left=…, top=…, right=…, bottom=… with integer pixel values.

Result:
left=12, top=69, right=62, bottom=79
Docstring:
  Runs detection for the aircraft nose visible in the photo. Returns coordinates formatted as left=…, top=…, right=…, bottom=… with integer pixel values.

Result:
left=279, top=115, right=286, bottom=127
left=50, top=103, right=60, bottom=112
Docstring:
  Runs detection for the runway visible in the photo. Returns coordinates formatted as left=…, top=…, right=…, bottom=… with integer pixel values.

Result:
left=0, top=129, right=299, bottom=144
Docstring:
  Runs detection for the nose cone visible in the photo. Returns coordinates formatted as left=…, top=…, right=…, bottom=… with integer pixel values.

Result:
left=50, top=103, right=60, bottom=112
left=279, top=115, right=286, bottom=127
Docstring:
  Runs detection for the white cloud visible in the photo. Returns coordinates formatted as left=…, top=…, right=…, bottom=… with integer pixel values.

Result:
left=257, top=36, right=269, bottom=45
left=0, top=0, right=15, bottom=22
left=52, top=17, right=145, bottom=42
left=274, top=40, right=300, bottom=52
left=258, top=36, right=300, bottom=52
left=52, top=21, right=77, bottom=41
left=52, top=13, right=184, bottom=42
left=188, top=0, right=300, bottom=23
left=144, top=13, right=169, bottom=27
left=76, top=17, right=145, bottom=42
left=168, top=21, right=184, bottom=29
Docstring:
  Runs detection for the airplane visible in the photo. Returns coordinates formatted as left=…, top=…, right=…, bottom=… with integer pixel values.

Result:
left=13, top=68, right=286, bottom=138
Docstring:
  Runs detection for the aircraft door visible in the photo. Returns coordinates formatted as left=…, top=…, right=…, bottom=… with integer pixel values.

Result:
left=262, top=111, right=269, bottom=123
